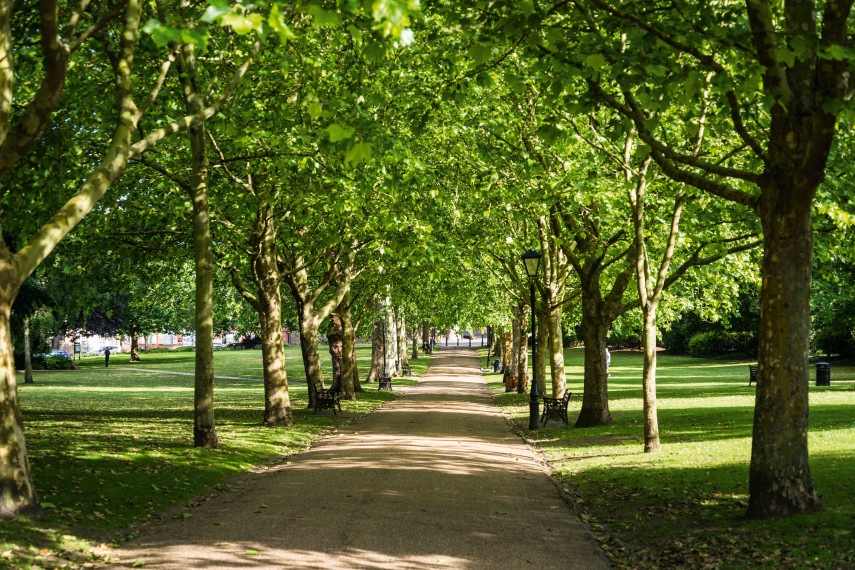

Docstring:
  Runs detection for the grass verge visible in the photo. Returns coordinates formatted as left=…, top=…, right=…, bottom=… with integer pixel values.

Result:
left=4, top=345, right=426, bottom=569
left=485, top=348, right=855, bottom=569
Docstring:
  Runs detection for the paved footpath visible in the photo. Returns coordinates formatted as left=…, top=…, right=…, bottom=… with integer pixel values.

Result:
left=115, top=348, right=609, bottom=569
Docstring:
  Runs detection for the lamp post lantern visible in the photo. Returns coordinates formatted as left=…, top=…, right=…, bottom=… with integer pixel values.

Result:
left=521, top=249, right=542, bottom=430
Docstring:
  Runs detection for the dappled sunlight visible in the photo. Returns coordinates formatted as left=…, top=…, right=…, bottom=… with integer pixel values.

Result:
left=118, top=543, right=471, bottom=568
left=115, top=348, right=607, bottom=569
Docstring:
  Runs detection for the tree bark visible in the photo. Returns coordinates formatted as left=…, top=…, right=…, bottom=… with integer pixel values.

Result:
left=535, top=306, right=549, bottom=396
left=500, top=328, right=512, bottom=377
left=384, top=303, right=398, bottom=376
left=336, top=292, right=358, bottom=398
left=516, top=303, right=530, bottom=394
left=576, top=303, right=612, bottom=427
left=422, top=322, right=431, bottom=353
left=130, top=329, right=141, bottom=361
left=411, top=326, right=419, bottom=360
left=23, top=318, right=33, bottom=384
left=507, top=306, right=521, bottom=392
left=367, top=315, right=383, bottom=382
left=254, top=211, right=293, bottom=427
left=396, top=309, right=408, bottom=369
left=547, top=304, right=565, bottom=398
left=747, top=185, right=821, bottom=517
left=0, top=293, right=41, bottom=518
left=297, top=307, right=325, bottom=408
left=258, top=286, right=292, bottom=427
left=327, top=314, right=344, bottom=392
left=177, top=26, right=218, bottom=448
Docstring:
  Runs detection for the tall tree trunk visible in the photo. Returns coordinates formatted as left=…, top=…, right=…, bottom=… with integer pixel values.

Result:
left=337, top=294, right=357, bottom=399
left=385, top=303, right=398, bottom=376
left=253, top=210, right=293, bottom=427
left=23, top=317, right=33, bottom=384
left=258, top=287, right=292, bottom=427
left=500, top=328, right=512, bottom=377
left=327, top=314, right=344, bottom=392
left=576, top=306, right=612, bottom=427
left=367, top=316, right=383, bottom=382
left=640, top=311, right=660, bottom=452
left=547, top=304, right=565, bottom=398
left=411, top=326, right=419, bottom=360
left=422, top=323, right=431, bottom=352
left=298, top=307, right=325, bottom=408
left=0, top=295, right=40, bottom=518
left=396, top=310, right=408, bottom=369
left=130, top=330, right=141, bottom=361
left=748, top=193, right=821, bottom=517
left=177, top=31, right=217, bottom=448
left=516, top=303, right=530, bottom=394
left=535, top=307, right=549, bottom=396
left=508, top=306, right=521, bottom=392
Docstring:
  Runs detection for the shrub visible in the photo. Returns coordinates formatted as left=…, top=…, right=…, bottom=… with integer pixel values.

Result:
left=42, top=355, right=72, bottom=370
left=172, top=346, right=195, bottom=352
left=687, top=330, right=757, bottom=358
left=147, top=347, right=172, bottom=353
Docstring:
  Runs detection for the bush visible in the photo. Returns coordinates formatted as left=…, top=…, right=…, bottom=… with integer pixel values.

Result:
left=42, top=355, right=72, bottom=370
left=147, top=347, right=172, bottom=353
left=812, top=328, right=855, bottom=357
left=171, top=346, right=195, bottom=352
left=687, top=330, right=757, bottom=358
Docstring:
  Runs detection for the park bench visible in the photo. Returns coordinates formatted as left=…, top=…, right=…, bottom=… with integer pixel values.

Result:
left=402, top=365, right=412, bottom=376
left=309, top=381, right=342, bottom=415
left=749, top=365, right=758, bottom=386
left=540, top=391, right=572, bottom=427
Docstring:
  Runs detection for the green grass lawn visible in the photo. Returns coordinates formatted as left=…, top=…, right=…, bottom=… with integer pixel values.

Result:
left=484, top=348, right=855, bottom=569
left=3, top=345, right=426, bottom=569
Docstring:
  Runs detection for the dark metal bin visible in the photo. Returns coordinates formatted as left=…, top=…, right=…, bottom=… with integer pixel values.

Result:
left=816, top=362, right=831, bottom=386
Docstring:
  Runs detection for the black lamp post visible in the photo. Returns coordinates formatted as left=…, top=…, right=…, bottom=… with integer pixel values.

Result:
left=521, top=249, right=542, bottom=430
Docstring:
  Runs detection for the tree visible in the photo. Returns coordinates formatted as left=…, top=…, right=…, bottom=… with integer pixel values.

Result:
left=532, top=0, right=853, bottom=516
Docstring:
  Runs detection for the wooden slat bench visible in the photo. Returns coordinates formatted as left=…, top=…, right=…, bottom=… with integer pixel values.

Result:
left=749, top=365, right=758, bottom=386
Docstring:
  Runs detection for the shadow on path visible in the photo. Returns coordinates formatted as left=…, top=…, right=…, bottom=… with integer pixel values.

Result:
left=115, top=348, right=609, bottom=569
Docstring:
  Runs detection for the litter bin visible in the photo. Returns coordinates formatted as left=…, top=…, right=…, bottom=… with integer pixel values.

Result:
left=816, top=362, right=831, bottom=386
left=492, top=359, right=501, bottom=373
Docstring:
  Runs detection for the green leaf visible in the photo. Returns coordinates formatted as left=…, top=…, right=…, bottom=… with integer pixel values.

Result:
left=776, top=47, right=796, bottom=68
left=131, top=559, right=146, bottom=568
left=268, top=5, right=296, bottom=40
left=326, top=124, right=356, bottom=142
left=345, top=142, right=372, bottom=164
left=307, top=102, right=323, bottom=120
left=201, top=2, right=230, bottom=23
left=246, top=549, right=260, bottom=556
left=307, top=5, right=342, bottom=27
left=585, top=53, right=606, bottom=72
left=468, top=44, right=492, bottom=65
left=141, top=19, right=182, bottom=47
left=221, top=13, right=264, bottom=35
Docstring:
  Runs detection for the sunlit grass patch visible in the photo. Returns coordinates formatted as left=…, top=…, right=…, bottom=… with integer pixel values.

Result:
left=484, top=348, right=855, bottom=568
left=7, top=345, right=428, bottom=569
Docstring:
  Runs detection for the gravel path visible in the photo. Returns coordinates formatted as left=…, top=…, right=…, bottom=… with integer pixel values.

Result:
left=114, top=347, right=609, bottom=569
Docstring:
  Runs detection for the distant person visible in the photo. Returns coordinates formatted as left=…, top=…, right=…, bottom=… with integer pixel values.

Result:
left=104, top=347, right=111, bottom=368
left=605, top=348, right=611, bottom=378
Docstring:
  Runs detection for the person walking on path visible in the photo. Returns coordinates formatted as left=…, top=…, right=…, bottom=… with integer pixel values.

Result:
left=116, top=348, right=609, bottom=568
left=104, top=347, right=110, bottom=368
